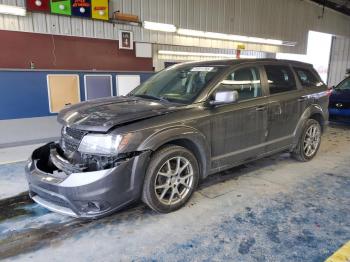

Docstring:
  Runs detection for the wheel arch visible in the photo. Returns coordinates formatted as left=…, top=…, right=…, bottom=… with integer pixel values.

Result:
left=293, top=104, right=326, bottom=147
left=137, top=126, right=210, bottom=179
left=309, top=112, right=325, bottom=132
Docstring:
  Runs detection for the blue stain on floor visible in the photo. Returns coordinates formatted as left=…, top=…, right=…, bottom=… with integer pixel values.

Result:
left=0, top=161, right=26, bottom=180
left=22, top=203, right=52, bottom=217
left=135, top=172, right=350, bottom=262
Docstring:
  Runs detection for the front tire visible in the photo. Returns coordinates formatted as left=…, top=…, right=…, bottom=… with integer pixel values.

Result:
left=142, top=145, right=199, bottom=213
left=291, top=119, right=321, bottom=162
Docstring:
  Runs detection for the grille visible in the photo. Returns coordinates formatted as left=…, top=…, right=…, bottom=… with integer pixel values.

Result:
left=60, top=127, right=88, bottom=154
left=65, top=127, right=87, bottom=140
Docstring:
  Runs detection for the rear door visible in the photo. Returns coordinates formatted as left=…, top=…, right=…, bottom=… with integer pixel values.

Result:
left=264, top=63, right=303, bottom=152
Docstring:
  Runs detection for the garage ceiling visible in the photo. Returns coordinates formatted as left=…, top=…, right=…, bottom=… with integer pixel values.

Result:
left=311, top=0, right=350, bottom=16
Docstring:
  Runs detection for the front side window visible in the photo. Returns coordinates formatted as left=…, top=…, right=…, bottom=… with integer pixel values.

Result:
left=216, top=67, right=262, bottom=101
left=265, top=65, right=297, bottom=94
left=336, top=77, right=350, bottom=91
left=293, top=67, right=320, bottom=87
left=130, top=65, right=228, bottom=104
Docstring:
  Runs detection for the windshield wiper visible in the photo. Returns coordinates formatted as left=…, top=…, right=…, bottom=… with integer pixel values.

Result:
left=133, top=94, right=169, bottom=102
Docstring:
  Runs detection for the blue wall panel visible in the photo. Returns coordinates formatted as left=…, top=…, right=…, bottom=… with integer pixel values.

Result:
left=0, top=70, right=154, bottom=120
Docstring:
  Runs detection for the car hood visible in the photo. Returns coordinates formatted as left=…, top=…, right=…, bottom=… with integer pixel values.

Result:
left=58, top=97, right=184, bottom=132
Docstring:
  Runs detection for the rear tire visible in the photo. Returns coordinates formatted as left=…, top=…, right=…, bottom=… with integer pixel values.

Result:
left=142, top=145, right=199, bottom=213
left=291, top=119, right=321, bottom=162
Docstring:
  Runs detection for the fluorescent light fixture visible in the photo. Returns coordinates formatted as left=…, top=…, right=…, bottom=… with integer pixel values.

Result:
left=0, top=4, right=26, bottom=16
left=141, top=21, right=296, bottom=46
left=177, top=28, right=295, bottom=46
left=158, top=50, right=256, bottom=59
left=143, top=21, right=177, bottom=32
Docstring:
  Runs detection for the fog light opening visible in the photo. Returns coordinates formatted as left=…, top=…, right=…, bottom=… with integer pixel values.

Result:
left=88, top=201, right=101, bottom=211
left=78, top=200, right=111, bottom=214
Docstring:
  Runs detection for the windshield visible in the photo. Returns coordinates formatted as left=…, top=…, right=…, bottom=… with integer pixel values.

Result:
left=129, top=65, right=228, bottom=104
left=335, top=77, right=350, bottom=91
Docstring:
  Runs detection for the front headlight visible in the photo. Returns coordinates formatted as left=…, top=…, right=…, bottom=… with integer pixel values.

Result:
left=78, top=134, right=123, bottom=155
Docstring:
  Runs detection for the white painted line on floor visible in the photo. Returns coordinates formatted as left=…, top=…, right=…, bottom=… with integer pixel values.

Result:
left=0, top=143, right=43, bottom=165
left=0, top=159, right=27, bottom=165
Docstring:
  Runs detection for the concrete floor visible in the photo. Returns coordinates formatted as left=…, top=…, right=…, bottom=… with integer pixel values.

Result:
left=0, top=124, right=349, bottom=261
left=0, top=143, right=44, bottom=165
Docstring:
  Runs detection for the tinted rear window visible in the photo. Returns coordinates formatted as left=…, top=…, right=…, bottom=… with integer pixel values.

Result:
left=265, top=65, right=297, bottom=94
left=293, top=67, right=320, bottom=87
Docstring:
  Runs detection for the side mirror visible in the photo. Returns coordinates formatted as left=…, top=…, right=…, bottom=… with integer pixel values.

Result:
left=209, top=90, right=239, bottom=106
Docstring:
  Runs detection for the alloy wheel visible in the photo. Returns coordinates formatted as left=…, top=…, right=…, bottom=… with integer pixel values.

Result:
left=303, top=124, right=321, bottom=157
left=154, top=156, right=194, bottom=205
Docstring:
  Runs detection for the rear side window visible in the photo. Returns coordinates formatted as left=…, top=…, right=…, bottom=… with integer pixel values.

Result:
left=293, top=67, right=320, bottom=87
left=265, top=65, right=297, bottom=94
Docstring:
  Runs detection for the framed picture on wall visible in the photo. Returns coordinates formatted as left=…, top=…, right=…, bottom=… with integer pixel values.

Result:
left=118, top=30, right=133, bottom=50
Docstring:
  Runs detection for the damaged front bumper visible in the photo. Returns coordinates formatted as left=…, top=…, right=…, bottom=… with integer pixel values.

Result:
left=25, top=143, right=151, bottom=219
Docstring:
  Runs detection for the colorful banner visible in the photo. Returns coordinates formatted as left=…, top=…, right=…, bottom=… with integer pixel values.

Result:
left=50, top=0, right=72, bottom=16
left=26, top=0, right=50, bottom=12
left=71, top=0, right=92, bottom=18
left=91, top=0, right=109, bottom=21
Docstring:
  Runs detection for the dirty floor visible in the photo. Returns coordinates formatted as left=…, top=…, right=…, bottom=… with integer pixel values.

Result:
left=0, top=124, right=349, bottom=262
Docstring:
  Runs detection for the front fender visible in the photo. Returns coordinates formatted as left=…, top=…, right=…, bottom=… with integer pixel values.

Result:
left=137, top=126, right=211, bottom=178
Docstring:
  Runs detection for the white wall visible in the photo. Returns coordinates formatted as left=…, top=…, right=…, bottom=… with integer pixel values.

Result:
left=0, top=116, right=61, bottom=147
left=277, top=31, right=333, bottom=83
left=328, top=36, right=350, bottom=86
left=0, top=0, right=349, bottom=55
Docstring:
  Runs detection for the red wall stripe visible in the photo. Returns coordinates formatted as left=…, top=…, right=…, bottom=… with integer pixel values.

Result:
left=0, top=30, right=153, bottom=71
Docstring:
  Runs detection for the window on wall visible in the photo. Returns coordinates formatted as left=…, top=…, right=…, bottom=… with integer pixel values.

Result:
left=218, top=67, right=262, bottom=101
left=293, top=67, right=320, bottom=87
left=84, top=75, right=113, bottom=100
left=265, top=65, right=296, bottom=94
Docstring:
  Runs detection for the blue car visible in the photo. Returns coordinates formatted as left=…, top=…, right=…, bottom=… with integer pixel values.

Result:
left=329, top=76, right=350, bottom=123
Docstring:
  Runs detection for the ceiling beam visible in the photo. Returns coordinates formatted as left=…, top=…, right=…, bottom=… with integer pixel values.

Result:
left=310, top=0, right=350, bottom=16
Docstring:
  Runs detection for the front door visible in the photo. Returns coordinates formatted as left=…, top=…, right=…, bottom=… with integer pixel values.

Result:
left=209, top=66, right=268, bottom=170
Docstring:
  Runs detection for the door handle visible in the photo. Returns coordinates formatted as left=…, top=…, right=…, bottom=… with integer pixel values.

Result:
left=298, top=96, right=307, bottom=102
left=256, top=105, right=267, bottom=111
